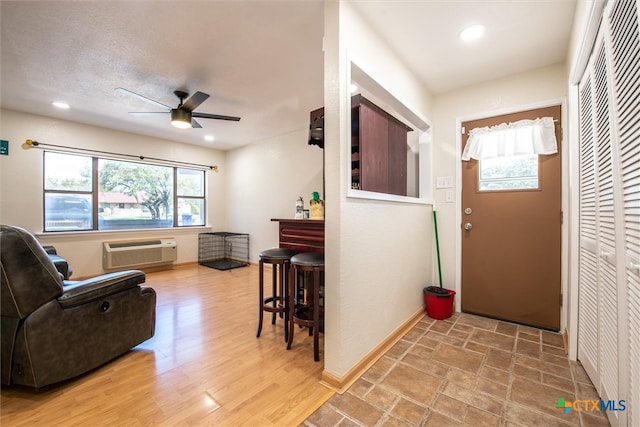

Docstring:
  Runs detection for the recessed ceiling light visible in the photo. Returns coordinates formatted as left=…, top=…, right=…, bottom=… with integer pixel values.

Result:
left=459, top=25, right=485, bottom=42
left=52, top=101, right=70, bottom=109
left=204, top=135, right=215, bottom=141
left=350, top=83, right=358, bottom=94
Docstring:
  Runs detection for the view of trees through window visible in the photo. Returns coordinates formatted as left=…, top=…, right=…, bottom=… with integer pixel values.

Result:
left=43, top=152, right=205, bottom=231
left=478, top=154, right=539, bottom=191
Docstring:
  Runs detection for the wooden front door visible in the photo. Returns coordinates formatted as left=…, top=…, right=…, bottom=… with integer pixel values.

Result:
left=461, top=105, right=562, bottom=330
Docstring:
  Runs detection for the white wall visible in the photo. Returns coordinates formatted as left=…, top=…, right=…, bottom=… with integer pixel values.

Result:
left=323, top=2, right=434, bottom=379
left=431, top=63, right=568, bottom=319
left=0, top=109, right=226, bottom=277
left=225, top=127, right=324, bottom=262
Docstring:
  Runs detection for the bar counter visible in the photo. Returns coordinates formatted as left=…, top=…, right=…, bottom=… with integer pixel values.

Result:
left=270, top=218, right=324, bottom=253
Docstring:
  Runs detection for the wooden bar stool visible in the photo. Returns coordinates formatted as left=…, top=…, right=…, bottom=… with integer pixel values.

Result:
left=287, top=252, right=324, bottom=361
left=256, top=248, right=298, bottom=341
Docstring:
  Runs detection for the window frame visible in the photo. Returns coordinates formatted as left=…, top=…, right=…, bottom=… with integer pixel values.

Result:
left=477, top=154, right=542, bottom=193
left=175, top=167, right=206, bottom=227
left=43, top=151, right=207, bottom=232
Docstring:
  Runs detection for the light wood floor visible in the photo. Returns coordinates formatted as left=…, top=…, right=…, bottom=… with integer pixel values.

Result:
left=1, top=263, right=334, bottom=426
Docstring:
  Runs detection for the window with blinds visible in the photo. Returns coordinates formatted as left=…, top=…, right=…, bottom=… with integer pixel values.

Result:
left=577, top=0, right=639, bottom=426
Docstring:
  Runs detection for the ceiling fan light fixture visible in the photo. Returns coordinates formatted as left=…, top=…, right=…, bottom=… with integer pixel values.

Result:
left=120, top=88, right=240, bottom=128
left=171, top=109, right=192, bottom=129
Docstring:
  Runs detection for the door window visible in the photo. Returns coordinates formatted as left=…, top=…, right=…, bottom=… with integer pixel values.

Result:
left=478, top=154, right=539, bottom=191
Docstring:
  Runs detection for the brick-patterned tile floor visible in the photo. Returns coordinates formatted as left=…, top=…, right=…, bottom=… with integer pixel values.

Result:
left=303, top=313, right=611, bottom=427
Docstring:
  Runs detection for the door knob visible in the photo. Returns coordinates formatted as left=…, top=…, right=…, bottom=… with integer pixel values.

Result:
left=464, top=223, right=473, bottom=230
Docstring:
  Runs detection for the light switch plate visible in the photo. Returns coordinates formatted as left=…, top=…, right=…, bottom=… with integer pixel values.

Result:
left=445, top=190, right=454, bottom=203
left=436, top=176, right=453, bottom=189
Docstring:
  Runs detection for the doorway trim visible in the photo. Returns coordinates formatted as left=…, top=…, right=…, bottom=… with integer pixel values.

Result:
left=454, top=97, right=570, bottom=345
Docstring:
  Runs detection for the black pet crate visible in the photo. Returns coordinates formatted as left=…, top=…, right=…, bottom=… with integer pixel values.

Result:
left=198, top=232, right=250, bottom=270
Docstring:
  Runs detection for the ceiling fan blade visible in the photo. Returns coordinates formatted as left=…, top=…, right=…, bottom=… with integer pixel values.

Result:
left=128, top=111, right=170, bottom=114
left=116, top=87, right=172, bottom=110
left=192, top=112, right=241, bottom=122
left=182, top=91, right=210, bottom=112
left=191, top=118, right=203, bottom=128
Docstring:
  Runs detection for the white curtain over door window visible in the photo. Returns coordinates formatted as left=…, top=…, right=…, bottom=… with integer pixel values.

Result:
left=462, top=116, right=558, bottom=161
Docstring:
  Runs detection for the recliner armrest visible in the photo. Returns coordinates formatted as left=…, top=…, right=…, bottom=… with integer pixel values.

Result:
left=58, top=270, right=146, bottom=308
left=48, top=254, right=71, bottom=279
left=42, top=245, right=58, bottom=255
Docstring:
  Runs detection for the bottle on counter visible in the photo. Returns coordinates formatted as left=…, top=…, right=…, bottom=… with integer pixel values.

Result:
left=295, top=196, right=304, bottom=219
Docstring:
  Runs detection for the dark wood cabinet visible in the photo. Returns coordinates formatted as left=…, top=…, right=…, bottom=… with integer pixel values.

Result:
left=351, top=95, right=411, bottom=196
left=387, top=116, right=409, bottom=195
left=271, top=218, right=324, bottom=253
left=311, top=96, right=411, bottom=196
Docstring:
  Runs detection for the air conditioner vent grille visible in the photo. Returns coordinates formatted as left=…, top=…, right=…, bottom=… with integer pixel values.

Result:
left=108, top=240, right=162, bottom=249
left=103, top=238, right=177, bottom=269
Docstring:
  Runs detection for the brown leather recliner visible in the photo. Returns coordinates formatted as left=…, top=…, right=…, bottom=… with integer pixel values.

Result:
left=0, top=225, right=156, bottom=388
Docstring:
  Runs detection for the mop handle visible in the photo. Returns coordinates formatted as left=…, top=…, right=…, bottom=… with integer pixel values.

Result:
left=433, top=210, right=444, bottom=288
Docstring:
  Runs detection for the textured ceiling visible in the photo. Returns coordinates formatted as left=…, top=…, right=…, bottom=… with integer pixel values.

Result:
left=0, top=1, right=576, bottom=151
left=1, top=1, right=325, bottom=150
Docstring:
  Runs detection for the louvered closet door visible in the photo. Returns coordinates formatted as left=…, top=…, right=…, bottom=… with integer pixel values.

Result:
left=609, top=0, right=640, bottom=426
left=578, top=69, right=599, bottom=385
left=578, top=1, right=639, bottom=426
left=594, top=38, right=620, bottom=410
left=577, top=35, right=622, bottom=414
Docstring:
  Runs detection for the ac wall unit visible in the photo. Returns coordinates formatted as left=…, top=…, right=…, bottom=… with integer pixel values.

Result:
left=103, top=238, right=177, bottom=269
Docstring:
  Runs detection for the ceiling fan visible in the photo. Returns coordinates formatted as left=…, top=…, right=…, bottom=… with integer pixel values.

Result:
left=117, top=87, right=241, bottom=129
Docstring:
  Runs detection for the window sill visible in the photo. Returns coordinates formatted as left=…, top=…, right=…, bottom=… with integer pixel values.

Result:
left=36, top=225, right=213, bottom=238
left=347, top=189, right=432, bottom=205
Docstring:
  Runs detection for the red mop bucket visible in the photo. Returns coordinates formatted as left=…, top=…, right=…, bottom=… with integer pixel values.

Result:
left=424, top=286, right=456, bottom=320
left=423, top=210, right=455, bottom=320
